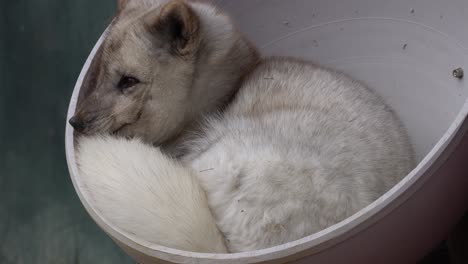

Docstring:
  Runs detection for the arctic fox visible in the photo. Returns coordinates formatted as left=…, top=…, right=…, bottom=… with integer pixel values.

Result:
left=71, top=0, right=415, bottom=253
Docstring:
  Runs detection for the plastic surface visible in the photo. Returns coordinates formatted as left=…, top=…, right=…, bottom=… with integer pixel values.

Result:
left=66, top=0, right=468, bottom=263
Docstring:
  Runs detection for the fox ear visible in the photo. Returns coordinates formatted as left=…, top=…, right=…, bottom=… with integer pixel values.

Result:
left=145, top=0, right=200, bottom=56
left=117, top=0, right=130, bottom=12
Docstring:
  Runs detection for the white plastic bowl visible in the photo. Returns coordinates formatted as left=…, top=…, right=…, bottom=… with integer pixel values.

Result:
left=66, top=0, right=468, bottom=263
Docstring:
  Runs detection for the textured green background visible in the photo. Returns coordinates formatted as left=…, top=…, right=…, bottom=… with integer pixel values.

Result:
left=0, top=1, right=132, bottom=263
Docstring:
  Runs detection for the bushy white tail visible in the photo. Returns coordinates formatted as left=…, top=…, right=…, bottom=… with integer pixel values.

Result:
left=76, top=135, right=227, bottom=253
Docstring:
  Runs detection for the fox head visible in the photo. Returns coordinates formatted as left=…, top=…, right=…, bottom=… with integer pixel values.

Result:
left=69, top=0, right=259, bottom=145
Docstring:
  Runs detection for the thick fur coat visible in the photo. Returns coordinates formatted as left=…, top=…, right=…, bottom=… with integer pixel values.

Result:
left=73, top=0, right=415, bottom=253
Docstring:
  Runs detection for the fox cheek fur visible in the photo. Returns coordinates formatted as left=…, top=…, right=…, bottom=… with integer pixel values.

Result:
left=70, top=85, right=145, bottom=135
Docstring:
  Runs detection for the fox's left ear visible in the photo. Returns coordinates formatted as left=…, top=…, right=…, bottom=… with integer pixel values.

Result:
left=145, top=0, right=200, bottom=56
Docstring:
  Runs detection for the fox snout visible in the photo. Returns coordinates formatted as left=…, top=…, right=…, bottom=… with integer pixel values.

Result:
left=69, top=115, right=86, bottom=132
left=69, top=113, right=99, bottom=133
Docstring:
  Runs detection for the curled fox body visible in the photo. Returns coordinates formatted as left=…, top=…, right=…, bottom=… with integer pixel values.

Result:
left=71, top=0, right=414, bottom=253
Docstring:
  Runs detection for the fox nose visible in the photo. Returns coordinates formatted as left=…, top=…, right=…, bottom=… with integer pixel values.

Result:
left=69, top=116, right=85, bottom=132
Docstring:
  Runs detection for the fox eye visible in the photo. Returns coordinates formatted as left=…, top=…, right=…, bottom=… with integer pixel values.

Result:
left=117, top=76, right=140, bottom=91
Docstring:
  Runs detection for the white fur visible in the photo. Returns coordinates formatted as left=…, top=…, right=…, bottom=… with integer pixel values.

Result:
left=75, top=1, right=415, bottom=254
left=76, top=58, right=414, bottom=253
left=182, top=58, right=414, bottom=252
left=76, top=135, right=227, bottom=253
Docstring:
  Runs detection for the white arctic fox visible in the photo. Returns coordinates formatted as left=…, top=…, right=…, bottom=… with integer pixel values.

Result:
left=70, top=0, right=415, bottom=253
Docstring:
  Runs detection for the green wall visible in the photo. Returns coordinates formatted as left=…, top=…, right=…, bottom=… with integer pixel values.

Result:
left=0, top=1, right=132, bottom=263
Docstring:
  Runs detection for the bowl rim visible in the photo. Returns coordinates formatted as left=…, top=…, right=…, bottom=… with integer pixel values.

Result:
left=65, top=27, right=468, bottom=263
